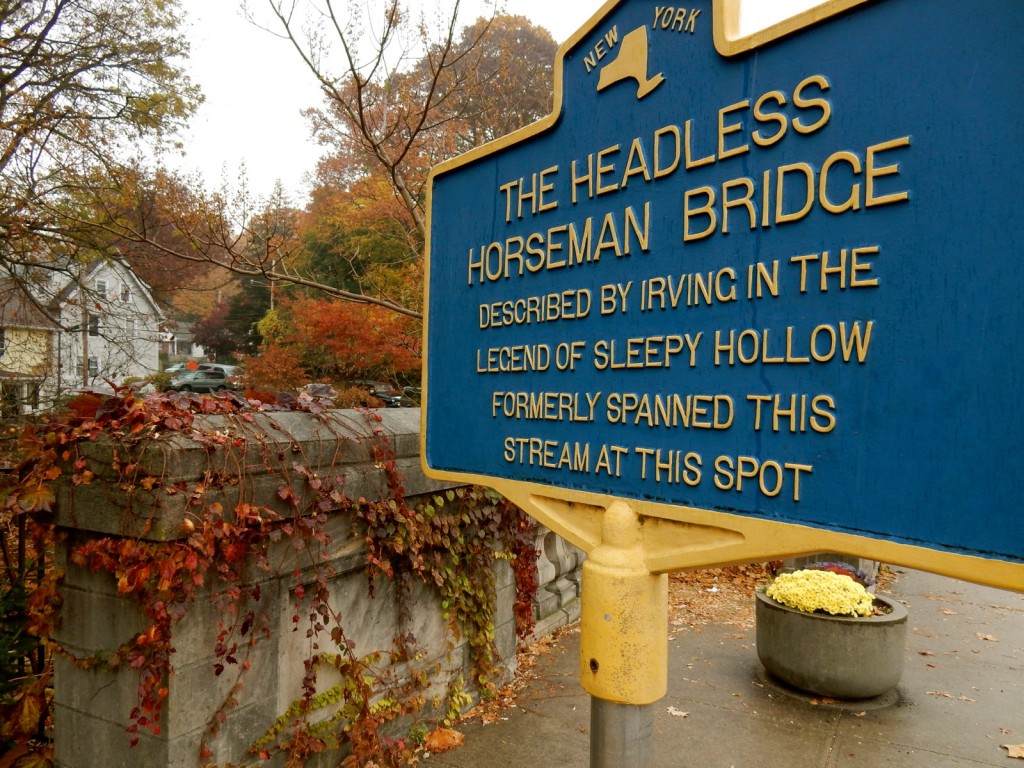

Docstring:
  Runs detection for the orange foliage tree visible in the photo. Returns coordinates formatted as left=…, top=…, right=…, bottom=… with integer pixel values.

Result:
left=242, top=297, right=422, bottom=389
left=302, top=169, right=423, bottom=314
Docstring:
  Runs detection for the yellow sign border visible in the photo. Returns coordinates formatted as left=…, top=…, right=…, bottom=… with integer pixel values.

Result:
left=712, top=0, right=872, bottom=56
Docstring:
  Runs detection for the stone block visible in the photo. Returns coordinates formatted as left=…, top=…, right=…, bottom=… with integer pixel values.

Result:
left=53, top=409, right=440, bottom=541
left=493, top=616, right=519, bottom=675
left=58, top=538, right=123, bottom=595
left=53, top=653, right=142, bottom=731
left=54, top=584, right=147, bottom=653
left=265, top=522, right=366, bottom=584
left=276, top=570, right=401, bottom=709
left=164, top=636, right=279, bottom=738
left=403, top=579, right=450, bottom=654
left=548, top=577, right=580, bottom=610
left=493, top=556, right=514, bottom=592
left=55, top=702, right=165, bottom=767
left=72, top=432, right=208, bottom=485
left=396, top=456, right=454, bottom=497
left=371, top=408, right=422, bottom=458
left=177, top=699, right=282, bottom=767
left=533, top=588, right=561, bottom=621
left=494, top=580, right=515, bottom=630
left=55, top=481, right=179, bottom=539
left=532, top=606, right=575, bottom=640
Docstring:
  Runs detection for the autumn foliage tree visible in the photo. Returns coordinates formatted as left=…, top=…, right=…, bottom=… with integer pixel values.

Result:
left=241, top=297, right=422, bottom=390
left=296, top=5, right=556, bottom=237
left=416, top=14, right=557, bottom=151
left=54, top=4, right=559, bottom=328
left=222, top=3, right=555, bottom=315
left=0, top=0, right=199, bottom=301
left=303, top=172, right=418, bottom=299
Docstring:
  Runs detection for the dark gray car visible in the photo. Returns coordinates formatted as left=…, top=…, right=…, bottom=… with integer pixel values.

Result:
left=166, top=369, right=237, bottom=393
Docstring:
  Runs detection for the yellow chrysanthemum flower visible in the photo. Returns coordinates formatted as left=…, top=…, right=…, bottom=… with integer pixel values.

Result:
left=764, top=569, right=875, bottom=617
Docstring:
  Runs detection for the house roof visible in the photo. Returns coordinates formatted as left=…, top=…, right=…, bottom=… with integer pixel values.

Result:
left=0, top=280, right=59, bottom=331
left=55, top=258, right=164, bottom=320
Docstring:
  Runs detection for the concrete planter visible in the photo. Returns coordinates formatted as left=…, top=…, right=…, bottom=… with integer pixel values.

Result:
left=755, top=590, right=908, bottom=699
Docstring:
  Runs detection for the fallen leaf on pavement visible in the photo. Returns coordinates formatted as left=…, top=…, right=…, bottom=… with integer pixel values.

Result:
left=809, top=697, right=838, bottom=706
left=927, top=691, right=953, bottom=698
left=667, top=706, right=689, bottom=718
left=1002, top=744, right=1024, bottom=759
left=425, top=728, right=465, bottom=753
left=977, top=633, right=999, bottom=642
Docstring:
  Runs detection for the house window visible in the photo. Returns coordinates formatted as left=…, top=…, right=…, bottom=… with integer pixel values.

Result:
left=0, top=384, right=17, bottom=418
left=120, top=283, right=131, bottom=302
left=126, top=318, right=135, bottom=338
left=96, top=279, right=108, bottom=299
left=88, top=357, right=99, bottom=377
left=88, top=314, right=100, bottom=336
left=0, top=328, right=6, bottom=357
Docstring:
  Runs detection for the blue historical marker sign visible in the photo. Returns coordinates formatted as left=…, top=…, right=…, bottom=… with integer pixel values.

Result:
left=423, top=0, right=1024, bottom=575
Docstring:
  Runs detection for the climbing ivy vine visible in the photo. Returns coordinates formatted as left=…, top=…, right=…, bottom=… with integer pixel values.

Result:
left=0, top=386, right=538, bottom=767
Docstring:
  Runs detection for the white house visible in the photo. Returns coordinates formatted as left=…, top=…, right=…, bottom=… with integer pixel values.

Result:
left=52, top=259, right=164, bottom=394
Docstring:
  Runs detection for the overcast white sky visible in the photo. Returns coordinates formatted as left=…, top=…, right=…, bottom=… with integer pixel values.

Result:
left=175, top=0, right=823, bottom=204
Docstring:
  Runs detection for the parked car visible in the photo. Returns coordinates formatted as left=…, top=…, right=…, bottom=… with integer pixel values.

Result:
left=163, top=362, right=190, bottom=375
left=165, top=369, right=238, bottom=393
left=198, top=363, right=238, bottom=376
left=370, top=387, right=415, bottom=408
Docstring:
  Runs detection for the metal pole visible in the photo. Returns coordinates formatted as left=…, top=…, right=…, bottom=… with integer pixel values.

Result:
left=580, top=501, right=667, bottom=768
left=590, top=698, right=655, bottom=768
left=81, top=304, right=89, bottom=386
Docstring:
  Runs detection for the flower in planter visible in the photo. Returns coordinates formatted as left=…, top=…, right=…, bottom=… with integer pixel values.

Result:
left=764, top=566, right=875, bottom=617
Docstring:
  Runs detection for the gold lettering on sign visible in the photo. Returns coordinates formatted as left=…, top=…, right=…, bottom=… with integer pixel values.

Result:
left=466, top=70, right=916, bottom=509
left=467, top=203, right=650, bottom=285
left=682, top=137, right=910, bottom=242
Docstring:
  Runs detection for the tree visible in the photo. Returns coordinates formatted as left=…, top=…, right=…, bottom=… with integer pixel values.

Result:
left=62, top=4, right=558, bottom=322
left=294, top=13, right=555, bottom=314
left=416, top=14, right=557, bottom=150
left=0, top=0, right=200, bottom=294
left=239, top=183, right=304, bottom=305
left=302, top=171, right=420, bottom=300
left=242, top=296, right=422, bottom=388
left=192, top=300, right=235, bottom=361
left=0, top=0, right=203, bottom=406
left=192, top=284, right=276, bottom=361
left=104, top=167, right=229, bottom=315
left=265, top=3, right=556, bottom=310
left=271, top=0, right=478, bottom=241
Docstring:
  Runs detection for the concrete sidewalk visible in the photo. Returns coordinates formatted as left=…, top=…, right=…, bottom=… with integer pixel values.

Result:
left=428, top=568, right=1024, bottom=767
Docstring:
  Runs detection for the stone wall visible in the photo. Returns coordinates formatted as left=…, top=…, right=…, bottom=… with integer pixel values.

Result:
left=52, top=409, right=582, bottom=767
